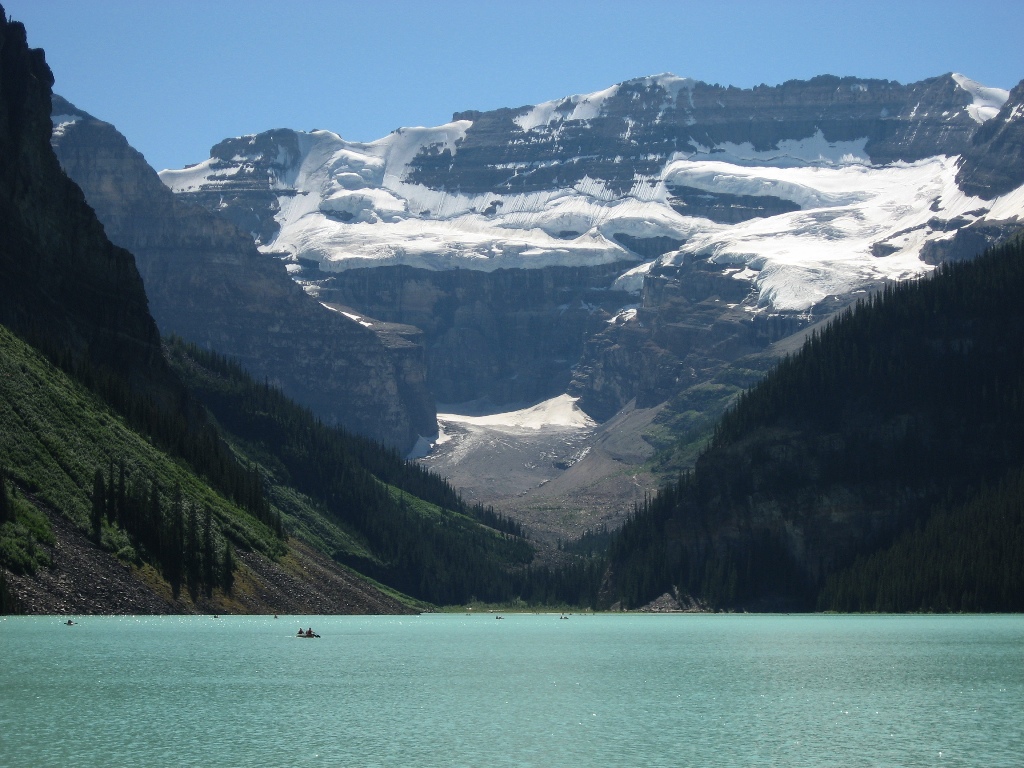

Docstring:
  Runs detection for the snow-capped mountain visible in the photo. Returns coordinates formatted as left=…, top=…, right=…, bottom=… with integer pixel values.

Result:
left=161, top=73, right=1024, bottom=422
left=51, top=97, right=436, bottom=451
left=163, top=73, right=1019, bottom=310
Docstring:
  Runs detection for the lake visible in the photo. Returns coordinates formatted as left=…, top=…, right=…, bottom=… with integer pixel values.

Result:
left=1, top=613, right=1021, bottom=767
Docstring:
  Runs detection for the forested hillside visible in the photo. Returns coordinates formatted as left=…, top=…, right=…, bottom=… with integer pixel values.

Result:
left=604, top=236, right=1024, bottom=611
left=0, top=6, right=541, bottom=615
left=165, top=339, right=535, bottom=606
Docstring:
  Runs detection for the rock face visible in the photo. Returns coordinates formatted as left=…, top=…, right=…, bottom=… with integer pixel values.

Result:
left=424, top=74, right=987, bottom=193
left=50, top=97, right=435, bottom=451
left=0, top=14, right=172, bottom=402
left=312, top=261, right=634, bottom=405
left=161, top=71, right=1024, bottom=428
left=956, top=79, right=1024, bottom=199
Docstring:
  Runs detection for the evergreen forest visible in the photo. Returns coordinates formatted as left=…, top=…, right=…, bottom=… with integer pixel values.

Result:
left=603, top=236, right=1024, bottom=611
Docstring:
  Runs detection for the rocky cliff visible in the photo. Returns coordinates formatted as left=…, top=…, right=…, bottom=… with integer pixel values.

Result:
left=311, top=261, right=634, bottom=405
left=50, top=98, right=435, bottom=451
left=956, top=79, right=1024, bottom=199
left=425, top=73, right=989, bottom=193
left=161, top=72, right=1024, bottom=428
left=0, top=14, right=172, bottom=402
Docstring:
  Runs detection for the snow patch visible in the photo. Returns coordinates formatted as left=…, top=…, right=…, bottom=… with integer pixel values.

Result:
left=515, top=84, right=620, bottom=132
left=50, top=113, right=81, bottom=137
left=439, top=394, right=596, bottom=431
left=319, top=302, right=372, bottom=327
left=952, top=73, right=1009, bottom=124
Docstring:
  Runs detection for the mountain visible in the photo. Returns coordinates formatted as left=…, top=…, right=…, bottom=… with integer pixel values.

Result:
left=161, top=72, right=1024, bottom=417
left=49, top=98, right=435, bottom=453
left=0, top=13, right=170, bottom=407
left=956, top=78, right=1024, bottom=198
left=603, top=236, right=1024, bottom=612
left=1, top=5, right=542, bottom=615
left=156, top=71, right=1024, bottom=536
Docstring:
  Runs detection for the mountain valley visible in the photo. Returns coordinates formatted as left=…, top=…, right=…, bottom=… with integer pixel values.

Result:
left=154, top=70, right=1024, bottom=540
left=3, top=0, right=1023, bottom=613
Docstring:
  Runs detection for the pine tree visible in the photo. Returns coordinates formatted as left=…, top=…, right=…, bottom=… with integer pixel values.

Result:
left=106, top=458, right=116, bottom=523
left=167, top=483, right=185, bottom=599
left=148, top=479, right=162, bottom=561
left=202, top=506, right=215, bottom=598
left=0, top=466, right=9, bottom=525
left=91, top=469, right=105, bottom=544
left=186, top=502, right=200, bottom=600
left=115, top=460, right=127, bottom=527
left=221, top=540, right=235, bottom=595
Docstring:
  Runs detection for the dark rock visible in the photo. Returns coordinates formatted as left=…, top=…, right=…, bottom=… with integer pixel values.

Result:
left=667, top=185, right=801, bottom=224
left=408, top=74, right=984, bottom=195
left=956, top=78, right=1024, bottom=199
left=0, top=12, right=176, bottom=406
left=317, top=263, right=634, bottom=405
left=51, top=98, right=436, bottom=451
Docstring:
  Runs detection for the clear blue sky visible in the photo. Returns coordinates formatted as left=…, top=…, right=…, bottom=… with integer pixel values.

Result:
left=7, top=0, right=1023, bottom=172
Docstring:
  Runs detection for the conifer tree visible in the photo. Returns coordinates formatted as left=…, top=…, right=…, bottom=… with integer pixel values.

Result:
left=115, top=460, right=127, bottom=527
left=148, top=479, right=162, bottom=561
left=186, top=503, right=200, bottom=600
left=91, top=469, right=105, bottom=544
left=0, top=466, right=9, bottom=525
left=106, top=458, right=116, bottom=523
left=221, top=540, right=235, bottom=595
left=202, top=506, right=215, bottom=598
left=167, top=483, right=185, bottom=598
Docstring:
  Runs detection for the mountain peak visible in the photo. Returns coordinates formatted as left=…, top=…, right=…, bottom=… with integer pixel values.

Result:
left=951, top=73, right=1009, bottom=123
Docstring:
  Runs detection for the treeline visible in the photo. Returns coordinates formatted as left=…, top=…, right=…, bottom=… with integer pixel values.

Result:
left=89, top=461, right=237, bottom=599
left=604, top=236, right=1024, bottom=611
left=17, top=326, right=273, bottom=529
left=608, top=485, right=811, bottom=610
left=713, top=241, right=1024, bottom=490
left=819, top=465, right=1024, bottom=612
left=165, top=338, right=541, bottom=606
left=167, top=338, right=469, bottom=515
left=558, top=523, right=612, bottom=556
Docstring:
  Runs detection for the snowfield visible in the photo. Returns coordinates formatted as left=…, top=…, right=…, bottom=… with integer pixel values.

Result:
left=160, top=72, right=1021, bottom=316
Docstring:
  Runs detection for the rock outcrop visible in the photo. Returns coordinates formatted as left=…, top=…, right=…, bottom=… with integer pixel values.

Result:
left=0, top=13, right=173, bottom=402
left=312, top=261, right=634, bottom=405
left=426, top=73, right=989, bottom=194
left=161, top=72, right=1023, bottom=428
left=956, top=79, right=1024, bottom=199
left=51, top=98, right=435, bottom=451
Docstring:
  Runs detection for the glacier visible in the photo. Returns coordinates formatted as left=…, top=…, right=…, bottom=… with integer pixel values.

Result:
left=160, top=72, right=1020, bottom=318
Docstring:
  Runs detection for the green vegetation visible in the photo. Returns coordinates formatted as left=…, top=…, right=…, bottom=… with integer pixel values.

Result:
left=0, top=465, right=54, bottom=574
left=605, top=236, right=1024, bottom=611
left=165, top=338, right=547, bottom=607
left=819, top=466, right=1024, bottom=612
left=0, top=321, right=602, bottom=612
left=644, top=363, right=770, bottom=477
left=0, top=324, right=279, bottom=596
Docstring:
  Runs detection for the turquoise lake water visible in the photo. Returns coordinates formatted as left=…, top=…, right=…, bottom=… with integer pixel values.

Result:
left=1, top=613, right=1021, bottom=767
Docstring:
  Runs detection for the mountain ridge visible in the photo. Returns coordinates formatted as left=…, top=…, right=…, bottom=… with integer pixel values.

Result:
left=159, top=70, right=1024, bottom=421
left=50, top=96, right=436, bottom=452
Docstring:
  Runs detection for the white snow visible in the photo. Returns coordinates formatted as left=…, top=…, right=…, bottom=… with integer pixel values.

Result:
left=159, top=73, right=1024, bottom=316
left=514, top=84, right=620, bottom=132
left=663, top=157, right=984, bottom=312
left=439, top=394, right=596, bottom=431
left=952, top=73, right=1009, bottom=124
left=50, top=114, right=81, bottom=137
left=319, top=302, right=372, bottom=327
